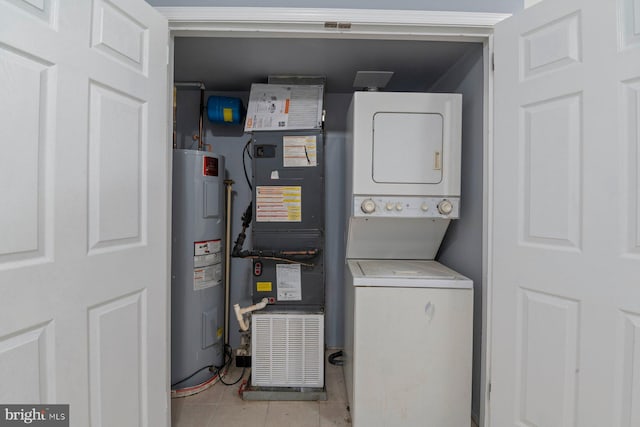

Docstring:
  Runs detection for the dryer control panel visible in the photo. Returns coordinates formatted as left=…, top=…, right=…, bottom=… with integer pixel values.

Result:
left=353, top=196, right=460, bottom=219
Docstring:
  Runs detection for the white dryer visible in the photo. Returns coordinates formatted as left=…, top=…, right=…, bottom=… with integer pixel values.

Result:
left=345, top=92, right=463, bottom=260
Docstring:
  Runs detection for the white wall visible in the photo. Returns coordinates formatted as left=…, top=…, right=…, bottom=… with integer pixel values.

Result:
left=147, top=0, right=522, bottom=13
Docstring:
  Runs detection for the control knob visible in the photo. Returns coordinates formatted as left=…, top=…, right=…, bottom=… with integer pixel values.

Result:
left=361, top=199, right=376, bottom=214
left=438, top=199, right=454, bottom=215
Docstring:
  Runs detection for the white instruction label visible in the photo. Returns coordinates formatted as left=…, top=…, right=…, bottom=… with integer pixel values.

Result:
left=193, top=239, right=222, bottom=290
left=194, top=252, right=222, bottom=268
left=193, top=264, right=222, bottom=291
left=283, top=135, right=317, bottom=167
left=195, top=240, right=221, bottom=256
left=244, top=84, right=323, bottom=131
left=276, top=264, right=302, bottom=301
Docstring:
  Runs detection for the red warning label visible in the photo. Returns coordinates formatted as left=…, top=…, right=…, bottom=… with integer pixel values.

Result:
left=203, top=156, right=218, bottom=176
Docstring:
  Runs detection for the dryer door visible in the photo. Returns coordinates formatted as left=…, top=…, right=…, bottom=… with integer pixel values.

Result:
left=372, top=112, right=443, bottom=184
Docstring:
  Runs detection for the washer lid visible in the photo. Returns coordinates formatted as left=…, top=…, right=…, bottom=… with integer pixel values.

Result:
left=348, top=259, right=472, bottom=289
left=357, top=259, right=455, bottom=278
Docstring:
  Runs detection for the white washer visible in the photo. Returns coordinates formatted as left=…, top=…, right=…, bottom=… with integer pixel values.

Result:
left=343, top=259, right=473, bottom=427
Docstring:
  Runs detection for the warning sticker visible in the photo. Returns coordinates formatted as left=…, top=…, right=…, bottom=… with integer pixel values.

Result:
left=256, top=186, right=302, bottom=222
left=195, top=240, right=221, bottom=256
left=193, top=239, right=222, bottom=290
left=194, top=264, right=222, bottom=290
left=194, top=252, right=222, bottom=268
left=283, top=135, right=317, bottom=167
left=257, top=281, right=272, bottom=292
left=276, top=264, right=302, bottom=301
left=203, top=156, right=219, bottom=176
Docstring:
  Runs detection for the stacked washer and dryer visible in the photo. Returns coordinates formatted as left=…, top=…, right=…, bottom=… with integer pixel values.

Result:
left=343, top=92, right=473, bottom=426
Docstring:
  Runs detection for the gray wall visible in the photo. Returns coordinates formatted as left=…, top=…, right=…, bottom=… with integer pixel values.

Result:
left=148, top=0, right=522, bottom=13
left=431, top=45, right=485, bottom=421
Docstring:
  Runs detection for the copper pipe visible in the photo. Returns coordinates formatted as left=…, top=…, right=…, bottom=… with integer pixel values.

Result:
left=223, top=179, right=234, bottom=346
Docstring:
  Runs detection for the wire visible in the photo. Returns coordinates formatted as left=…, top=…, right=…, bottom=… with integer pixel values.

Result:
left=240, top=255, right=314, bottom=267
left=242, top=139, right=252, bottom=191
left=328, top=350, right=344, bottom=366
left=217, top=344, right=247, bottom=386
left=219, top=367, right=246, bottom=386
left=171, top=365, right=218, bottom=388
left=172, top=344, right=247, bottom=389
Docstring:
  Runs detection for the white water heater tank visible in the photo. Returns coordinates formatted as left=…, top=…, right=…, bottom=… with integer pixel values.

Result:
left=171, top=149, right=225, bottom=389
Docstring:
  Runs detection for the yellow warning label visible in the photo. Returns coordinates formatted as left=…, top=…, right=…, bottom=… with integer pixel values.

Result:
left=216, top=327, right=223, bottom=338
left=256, top=186, right=302, bottom=222
left=257, top=281, right=272, bottom=292
left=223, top=108, right=233, bottom=122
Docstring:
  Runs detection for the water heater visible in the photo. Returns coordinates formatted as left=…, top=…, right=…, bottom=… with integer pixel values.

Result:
left=171, top=149, right=225, bottom=389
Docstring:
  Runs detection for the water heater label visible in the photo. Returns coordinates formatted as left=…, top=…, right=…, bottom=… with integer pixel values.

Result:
left=194, top=252, right=221, bottom=268
left=276, top=264, right=302, bottom=301
left=203, top=156, right=219, bottom=176
left=193, top=264, right=222, bottom=290
left=256, top=186, right=302, bottom=222
left=193, top=239, right=222, bottom=290
left=194, top=240, right=221, bottom=256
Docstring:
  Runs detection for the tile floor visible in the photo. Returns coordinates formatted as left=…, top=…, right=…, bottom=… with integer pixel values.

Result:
left=171, top=357, right=349, bottom=427
left=171, top=353, right=479, bottom=427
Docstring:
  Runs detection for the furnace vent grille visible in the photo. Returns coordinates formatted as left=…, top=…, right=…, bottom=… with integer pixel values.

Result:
left=251, top=312, right=324, bottom=388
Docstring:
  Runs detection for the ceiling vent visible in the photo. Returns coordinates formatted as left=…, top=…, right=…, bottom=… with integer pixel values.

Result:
left=353, top=71, right=394, bottom=91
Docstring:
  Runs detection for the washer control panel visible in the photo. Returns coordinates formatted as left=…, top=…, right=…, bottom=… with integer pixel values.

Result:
left=354, top=196, right=460, bottom=218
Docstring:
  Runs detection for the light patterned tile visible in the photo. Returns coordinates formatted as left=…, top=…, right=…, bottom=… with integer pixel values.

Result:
left=172, top=404, right=215, bottom=427
left=181, top=381, right=225, bottom=405
left=205, top=402, right=268, bottom=427
left=171, top=397, right=184, bottom=425
left=217, top=367, right=250, bottom=403
left=218, top=382, right=248, bottom=404
left=323, top=371, right=347, bottom=403
left=319, top=402, right=351, bottom=426
left=265, top=401, right=320, bottom=427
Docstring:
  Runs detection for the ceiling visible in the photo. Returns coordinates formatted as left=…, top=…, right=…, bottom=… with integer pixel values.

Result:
left=173, top=37, right=480, bottom=93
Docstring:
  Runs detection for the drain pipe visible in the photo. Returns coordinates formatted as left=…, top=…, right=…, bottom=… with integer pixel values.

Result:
left=233, top=298, right=269, bottom=332
left=223, top=179, right=234, bottom=346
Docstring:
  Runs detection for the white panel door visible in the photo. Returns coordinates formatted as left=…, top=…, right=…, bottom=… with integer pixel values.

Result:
left=0, top=1, right=169, bottom=426
left=491, top=0, right=640, bottom=426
